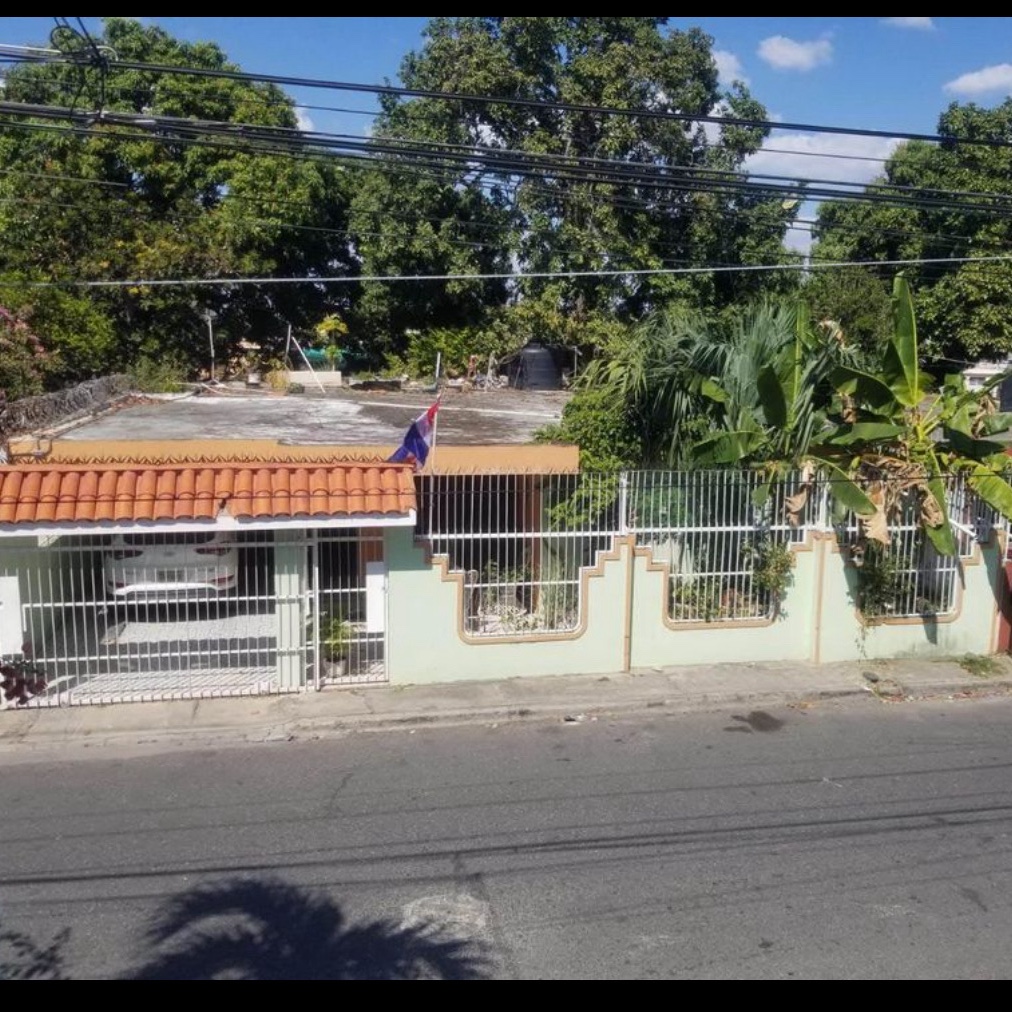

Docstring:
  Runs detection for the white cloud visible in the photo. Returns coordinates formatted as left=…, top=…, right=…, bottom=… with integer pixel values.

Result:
left=881, top=17, right=935, bottom=30
left=744, top=133, right=900, bottom=257
left=944, top=62, right=1012, bottom=96
left=295, top=108, right=316, bottom=133
left=746, top=132, right=900, bottom=187
left=713, top=49, right=748, bottom=85
left=784, top=209, right=817, bottom=256
left=757, top=35, right=832, bottom=72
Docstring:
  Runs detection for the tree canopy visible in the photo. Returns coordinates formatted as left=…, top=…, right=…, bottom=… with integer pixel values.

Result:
left=0, top=18, right=355, bottom=377
left=354, top=17, right=798, bottom=355
left=7, top=16, right=1012, bottom=405
left=813, top=100, right=1012, bottom=363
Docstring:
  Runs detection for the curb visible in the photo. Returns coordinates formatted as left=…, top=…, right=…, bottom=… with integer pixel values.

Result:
left=3, top=672, right=1011, bottom=763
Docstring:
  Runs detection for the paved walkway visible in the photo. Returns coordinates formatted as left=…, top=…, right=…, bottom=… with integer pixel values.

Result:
left=3, top=655, right=1012, bottom=761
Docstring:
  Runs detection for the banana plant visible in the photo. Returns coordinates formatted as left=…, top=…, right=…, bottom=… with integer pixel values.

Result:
left=692, top=300, right=878, bottom=518
left=816, top=274, right=1012, bottom=556
left=691, top=275, right=1012, bottom=553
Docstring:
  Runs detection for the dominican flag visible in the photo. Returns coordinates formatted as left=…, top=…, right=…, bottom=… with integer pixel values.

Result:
left=389, top=400, right=440, bottom=468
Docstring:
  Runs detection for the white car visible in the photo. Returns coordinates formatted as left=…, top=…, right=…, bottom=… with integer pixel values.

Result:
left=104, top=531, right=239, bottom=600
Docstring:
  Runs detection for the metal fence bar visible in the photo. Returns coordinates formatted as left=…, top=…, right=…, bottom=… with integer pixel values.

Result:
left=2, top=527, right=388, bottom=708
left=414, top=469, right=994, bottom=634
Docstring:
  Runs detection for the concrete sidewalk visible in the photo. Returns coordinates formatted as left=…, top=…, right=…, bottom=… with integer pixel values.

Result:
left=3, top=655, right=1012, bottom=760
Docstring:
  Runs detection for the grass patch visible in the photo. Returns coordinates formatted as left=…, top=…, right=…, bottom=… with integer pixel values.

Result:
left=129, top=354, right=188, bottom=393
left=957, top=653, right=1002, bottom=678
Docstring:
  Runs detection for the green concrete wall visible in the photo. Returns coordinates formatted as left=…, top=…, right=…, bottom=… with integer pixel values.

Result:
left=816, top=538, right=1001, bottom=662
left=385, top=530, right=1005, bottom=684
left=628, top=540, right=819, bottom=668
left=384, top=527, right=626, bottom=683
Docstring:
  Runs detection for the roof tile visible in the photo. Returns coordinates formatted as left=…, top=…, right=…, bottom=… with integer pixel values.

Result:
left=0, top=461, right=415, bottom=528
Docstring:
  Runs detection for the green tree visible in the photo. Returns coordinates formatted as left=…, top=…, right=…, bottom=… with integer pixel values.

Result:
left=0, top=282, right=116, bottom=384
left=570, top=298, right=847, bottom=469
left=801, top=267, right=893, bottom=359
left=0, top=18, right=356, bottom=380
left=814, top=100, right=1012, bottom=362
left=356, top=17, right=798, bottom=352
left=699, top=276, right=1012, bottom=554
left=349, top=168, right=509, bottom=362
left=816, top=276, right=1012, bottom=555
left=537, top=387, right=643, bottom=472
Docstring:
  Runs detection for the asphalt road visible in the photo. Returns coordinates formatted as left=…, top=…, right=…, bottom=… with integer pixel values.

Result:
left=2, top=694, right=1012, bottom=979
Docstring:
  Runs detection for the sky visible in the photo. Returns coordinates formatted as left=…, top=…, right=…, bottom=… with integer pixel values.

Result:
left=2, top=16, right=1012, bottom=252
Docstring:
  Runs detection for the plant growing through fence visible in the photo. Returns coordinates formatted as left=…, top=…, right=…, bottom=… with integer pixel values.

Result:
left=852, top=540, right=905, bottom=620
left=692, top=275, right=1012, bottom=555
left=667, top=533, right=792, bottom=623
left=750, top=535, right=794, bottom=607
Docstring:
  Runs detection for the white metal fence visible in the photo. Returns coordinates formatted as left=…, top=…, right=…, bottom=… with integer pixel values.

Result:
left=1, top=529, right=386, bottom=707
left=415, top=473, right=616, bottom=636
left=627, top=470, right=807, bottom=623
left=313, top=532, right=387, bottom=685
left=415, top=470, right=995, bottom=635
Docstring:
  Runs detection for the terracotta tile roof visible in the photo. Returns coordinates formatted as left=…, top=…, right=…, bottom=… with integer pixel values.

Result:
left=0, top=461, right=416, bottom=526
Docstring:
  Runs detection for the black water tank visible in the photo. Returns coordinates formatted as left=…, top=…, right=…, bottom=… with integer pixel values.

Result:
left=516, top=341, right=562, bottom=390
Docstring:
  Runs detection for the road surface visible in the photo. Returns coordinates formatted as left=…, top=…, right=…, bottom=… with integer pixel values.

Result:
left=2, top=694, right=1011, bottom=978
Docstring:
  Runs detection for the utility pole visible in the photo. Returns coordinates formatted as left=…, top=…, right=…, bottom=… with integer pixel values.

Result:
left=203, top=310, right=218, bottom=383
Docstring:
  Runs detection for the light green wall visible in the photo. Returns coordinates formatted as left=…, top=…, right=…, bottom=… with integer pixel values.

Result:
left=817, top=538, right=1001, bottom=661
left=384, top=527, right=626, bottom=683
left=628, top=541, right=818, bottom=668
left=385, top=530, right=1005, bottom=684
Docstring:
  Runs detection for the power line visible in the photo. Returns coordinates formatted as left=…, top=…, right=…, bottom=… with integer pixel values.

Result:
left=5, top=69, right=909, bottom=173
left=5, top=100, right=1012, bottom=222
left=0, top=165, right=127, bottom=188
left=8, top=47, right=1012, bottom=152
left=3, top=69, right=1012, bottom=274
left=4, top=104, right=1009, bottom=268
left=7, top=253, right=1012, bottom=289
left=1, top=164, right=1002, bottom=273
left=3, top=121, right=1010, bottom=267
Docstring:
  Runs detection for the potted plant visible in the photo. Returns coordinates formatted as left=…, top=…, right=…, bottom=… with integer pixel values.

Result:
left=320, top=613, right=352, bottom=677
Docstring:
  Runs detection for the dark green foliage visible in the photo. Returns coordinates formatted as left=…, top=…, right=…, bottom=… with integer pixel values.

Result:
left=0, top=18, right=355, bottom=383
left=537, top=386, right=642, bottom=472
left=814, top=100, right=1012, bottom=362
left=356, top=17, right=797, bottom=354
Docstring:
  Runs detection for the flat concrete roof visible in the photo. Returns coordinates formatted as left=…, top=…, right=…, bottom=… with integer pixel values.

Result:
left=10, top=386, right=581, bottom=473
left=55, top=386, right=570, bottom=446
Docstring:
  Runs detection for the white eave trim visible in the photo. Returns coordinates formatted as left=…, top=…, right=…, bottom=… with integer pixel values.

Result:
left=0, top=510, right=416, bottom=538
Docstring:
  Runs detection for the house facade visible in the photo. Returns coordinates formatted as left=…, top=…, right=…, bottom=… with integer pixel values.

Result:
left=1, top=438, right=1006, bottom=707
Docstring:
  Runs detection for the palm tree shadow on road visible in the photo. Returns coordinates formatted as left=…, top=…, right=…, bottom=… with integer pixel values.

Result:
left=124, top=876, right=491, bottom=980
left=0, top=925, right=70, bottom=980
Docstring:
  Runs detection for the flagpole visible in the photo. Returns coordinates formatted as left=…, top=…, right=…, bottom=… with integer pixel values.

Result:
left=430, top=352, right=442, bottom=472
